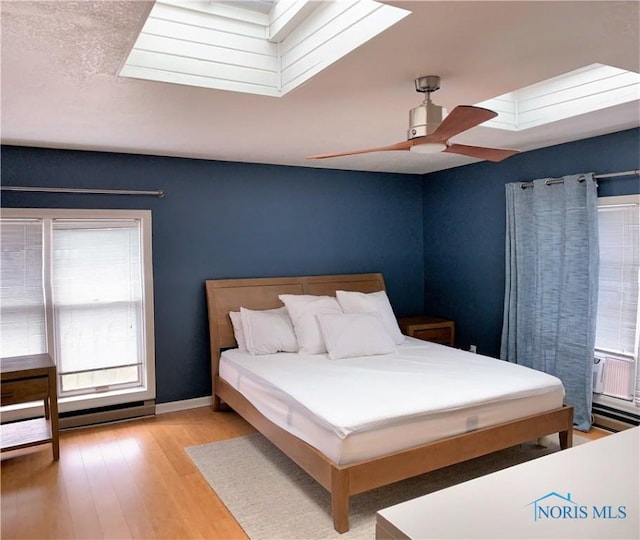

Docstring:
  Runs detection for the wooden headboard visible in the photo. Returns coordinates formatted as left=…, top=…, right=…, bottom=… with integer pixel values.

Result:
left=204, top=273, right=386, bottom=393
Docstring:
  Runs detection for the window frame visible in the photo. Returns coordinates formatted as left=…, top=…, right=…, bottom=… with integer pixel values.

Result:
left=1, top=208, right=156, bottom=419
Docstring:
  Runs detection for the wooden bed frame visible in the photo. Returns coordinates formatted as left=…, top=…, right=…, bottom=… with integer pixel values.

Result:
left=205, top=273, right=573, bottom=533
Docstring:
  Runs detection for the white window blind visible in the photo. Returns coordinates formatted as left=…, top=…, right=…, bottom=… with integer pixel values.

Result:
left=0, top=220, right=46, bottom=357
left=596, top=203, right=640, bottom=354
left=595, top=197, right=640, bottom=407
left=52, top=220, right=144, bottom=393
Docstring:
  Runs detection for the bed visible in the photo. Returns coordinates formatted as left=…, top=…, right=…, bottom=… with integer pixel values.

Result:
left=205, top=273, right=573, bottom=533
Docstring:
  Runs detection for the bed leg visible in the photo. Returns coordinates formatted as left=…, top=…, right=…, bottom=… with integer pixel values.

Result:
left=559, top=429, right=573, bottom=450
left=331, top=468, right=350, bottom=533
left=212, top=394, right=223, bottom=412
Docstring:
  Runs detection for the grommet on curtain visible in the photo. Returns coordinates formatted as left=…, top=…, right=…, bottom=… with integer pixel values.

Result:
left=517, top=170, right=635, bottom=190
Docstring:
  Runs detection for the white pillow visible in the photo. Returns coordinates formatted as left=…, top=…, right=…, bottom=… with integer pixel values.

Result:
left=317, top=313, right=397, bottom=360
left=278, top=294, right=343, bottom=354
left=229, top=311, right=246, bottom=350
left=240, top=307, right=298, bottom=355
left=336, top=290, right=405, bottom=345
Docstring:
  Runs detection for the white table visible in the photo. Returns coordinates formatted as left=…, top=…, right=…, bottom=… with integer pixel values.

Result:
left=376, top=427, right=639, bottom=540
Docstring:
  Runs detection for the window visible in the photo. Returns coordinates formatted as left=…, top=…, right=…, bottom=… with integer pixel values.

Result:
left=1, top=219, right=46, bottom=357
left=0, top=209, right=155, bottom=415
left=594, top=195, right=640, bottom=409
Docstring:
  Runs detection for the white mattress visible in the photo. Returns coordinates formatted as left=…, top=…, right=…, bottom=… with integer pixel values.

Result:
left=219, top=337, right=565, bottom=465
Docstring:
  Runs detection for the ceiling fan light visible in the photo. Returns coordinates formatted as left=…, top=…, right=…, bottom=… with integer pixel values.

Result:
left=409, top=142, right=447, bottom=154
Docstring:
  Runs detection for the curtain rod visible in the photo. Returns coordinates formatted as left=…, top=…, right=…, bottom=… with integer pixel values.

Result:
left=520, top=169, right=639, bottom=189
left=0, top=186, right=165, bottom=198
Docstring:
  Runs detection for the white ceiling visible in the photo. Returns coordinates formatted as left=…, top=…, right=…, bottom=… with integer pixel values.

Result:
left=1, top=1, right=639, bottom=175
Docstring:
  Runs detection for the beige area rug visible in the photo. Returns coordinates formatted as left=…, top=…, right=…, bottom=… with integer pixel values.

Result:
left=186, top=432, right=587, bottom=540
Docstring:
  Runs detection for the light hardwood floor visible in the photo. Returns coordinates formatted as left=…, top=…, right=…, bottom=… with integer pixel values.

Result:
left=0, top=407, right=610, bottom=539
left=1, top=408, right=256, bottom=540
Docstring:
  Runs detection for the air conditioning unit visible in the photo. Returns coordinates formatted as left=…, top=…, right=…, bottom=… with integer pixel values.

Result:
left=593, top=354, right=606, bottom=394
left=593, top=352, right=635, bottom=400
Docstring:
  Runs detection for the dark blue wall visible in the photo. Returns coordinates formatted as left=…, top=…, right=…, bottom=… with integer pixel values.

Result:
left=2, top=129, right=637, bottom=401
left=0, top=147, right=424, bottom=402
left=421, top=128, right=640, bottom=357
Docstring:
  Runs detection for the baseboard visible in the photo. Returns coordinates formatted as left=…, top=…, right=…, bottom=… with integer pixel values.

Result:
left=592, top=401, right=639, bottom=432
left=155, top=396, right=212, bottom=415
left=59, top=400, right=156, bottom=429
left=58, top=396, right=213, bottom=429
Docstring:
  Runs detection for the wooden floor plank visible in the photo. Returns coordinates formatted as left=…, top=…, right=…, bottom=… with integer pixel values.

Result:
left=123, top=424, right=195, bottom=539
left=58, top=436, right=105, bottom=539
left=80, top=429, right=133, bottom=539
left=15, top=453, right=46, bottom=539
left=38, top=453, right=75, bottom=539
left=0, top=451, right=21, bottom=538
left=97, top=425, right=157, bottom=539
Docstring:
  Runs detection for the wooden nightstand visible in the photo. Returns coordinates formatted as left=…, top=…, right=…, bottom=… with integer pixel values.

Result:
left=398, top=316, right=455, bottom=347
left=1, top=353, right=60, bottom=460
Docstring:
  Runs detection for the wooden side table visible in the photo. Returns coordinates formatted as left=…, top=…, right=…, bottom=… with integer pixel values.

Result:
left=1, top=353, right=60, bottom=460
left=398, top=316, right=455, bottom=347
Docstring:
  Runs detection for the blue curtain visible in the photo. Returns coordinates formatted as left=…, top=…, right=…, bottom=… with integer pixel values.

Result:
left=500, top=173, right=599, bottom=431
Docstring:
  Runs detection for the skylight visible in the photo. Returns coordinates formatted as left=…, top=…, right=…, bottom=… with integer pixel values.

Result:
left=119, top=0, right=411, bottom=97
left=476, top=63, right=640, bottom=131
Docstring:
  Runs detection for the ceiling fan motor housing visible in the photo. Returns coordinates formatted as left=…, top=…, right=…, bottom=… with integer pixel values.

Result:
left=408, top=101, right=444, bottom=139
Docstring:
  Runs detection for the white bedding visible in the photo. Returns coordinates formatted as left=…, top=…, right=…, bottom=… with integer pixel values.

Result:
left=219, top=337, right=565, bottom=465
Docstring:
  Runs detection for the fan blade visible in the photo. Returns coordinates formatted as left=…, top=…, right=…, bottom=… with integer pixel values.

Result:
left=430, top=105, right=498, bottom=141
left=306, top=140, right=412, bottom=159
left=444, top=143, right=519, bottom=162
